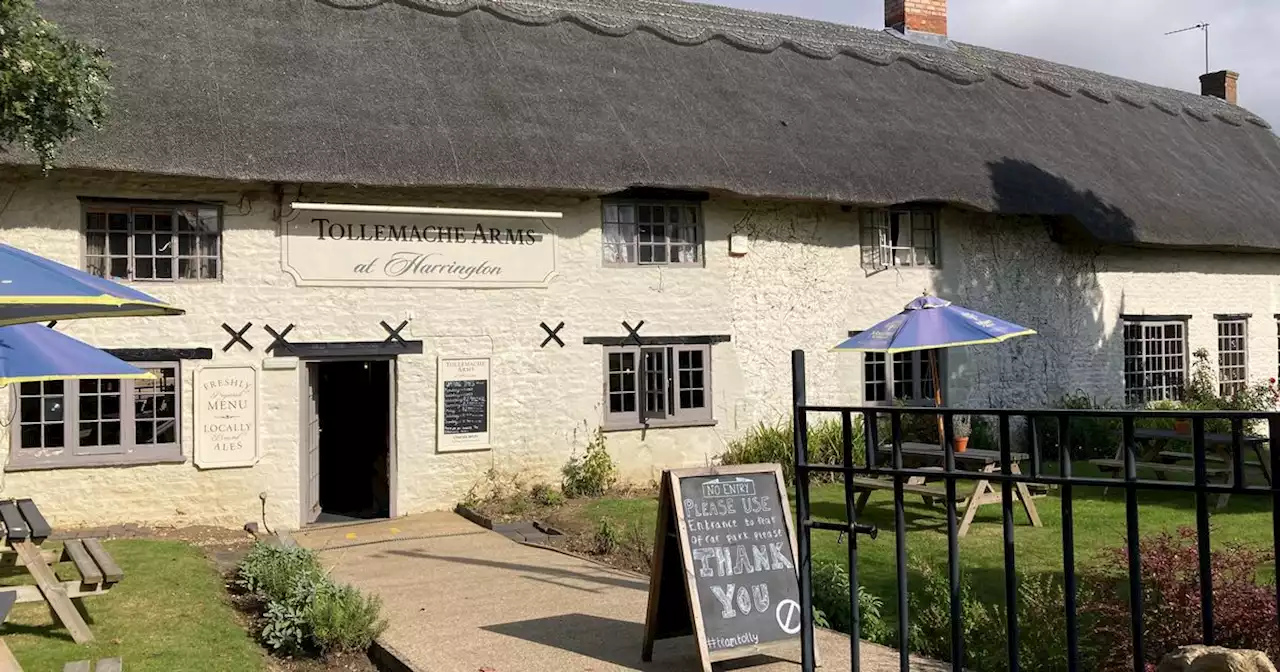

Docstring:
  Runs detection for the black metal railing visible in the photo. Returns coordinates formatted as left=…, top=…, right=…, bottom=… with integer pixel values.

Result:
left=790, top=349, right=1280, bottom=672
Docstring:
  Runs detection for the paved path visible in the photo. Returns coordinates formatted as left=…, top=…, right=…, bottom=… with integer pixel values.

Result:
left=294, top=513, right=944, bottom=672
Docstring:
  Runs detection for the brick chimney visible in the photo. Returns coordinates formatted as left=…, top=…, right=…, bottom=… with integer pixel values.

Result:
left=1200, top=70, right=1239, bottom=105
left=886, top=0, right=947, bottom=36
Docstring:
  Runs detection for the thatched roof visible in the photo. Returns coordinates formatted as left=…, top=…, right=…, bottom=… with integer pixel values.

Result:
left=20, top=0, right=1280, bottom=250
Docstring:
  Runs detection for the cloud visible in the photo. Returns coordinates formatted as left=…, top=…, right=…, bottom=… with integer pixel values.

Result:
left=716, top=0, right=1280, bottom=123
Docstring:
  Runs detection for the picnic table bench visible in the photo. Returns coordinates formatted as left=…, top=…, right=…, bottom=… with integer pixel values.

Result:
left=1089, top=427, right=1271, bottom=509
left=0, top=499, right=123, bottom=645
left=852, top=443, right=1043, bottom=537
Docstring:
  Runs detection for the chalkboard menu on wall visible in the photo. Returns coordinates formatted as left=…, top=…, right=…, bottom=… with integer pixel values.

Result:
left=642, top=464, right=810, bottom=671
left=436, top=357, right=491, bottom=452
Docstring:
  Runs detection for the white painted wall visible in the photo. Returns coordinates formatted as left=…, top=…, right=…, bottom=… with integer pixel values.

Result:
left=0, top=170, right=1276, bottom=530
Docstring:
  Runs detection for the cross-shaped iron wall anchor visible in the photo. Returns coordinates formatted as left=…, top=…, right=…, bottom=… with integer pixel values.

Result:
left=45, top=321, right=57, bottom=330
left=622, top=320, right=645, bottom=346
left=221, top=322, right=253, bottom=352
left=263, top=324, right=295, bottom=354
left=381, top=320, right=409, bottom=345
left=540, top=321, right=565, bottom=348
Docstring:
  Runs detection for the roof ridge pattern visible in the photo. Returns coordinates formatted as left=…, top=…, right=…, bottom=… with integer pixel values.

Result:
left=317, top=0, right=1271, bottom=130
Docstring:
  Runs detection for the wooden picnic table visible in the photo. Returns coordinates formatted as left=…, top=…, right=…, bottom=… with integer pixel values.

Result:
left=1090, top=427, right=1271, bottom=509
left=0, top=499, right=123, bottom=647
left=853, top=442, right=1042, bottom=537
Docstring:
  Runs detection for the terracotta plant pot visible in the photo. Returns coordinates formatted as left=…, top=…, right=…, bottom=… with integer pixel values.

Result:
left=953, top=437, right=969, bottom=453
left=1174, top=420, right=1191, bottom=434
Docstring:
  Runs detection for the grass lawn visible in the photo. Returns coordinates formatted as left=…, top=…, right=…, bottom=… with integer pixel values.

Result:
left=3, top=539, right=265, bottom=672
left=577, top=464, right=1276, bottom=621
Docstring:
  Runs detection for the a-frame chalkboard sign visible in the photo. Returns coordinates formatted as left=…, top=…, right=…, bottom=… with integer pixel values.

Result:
left=642, top=464, right=816, bottom=671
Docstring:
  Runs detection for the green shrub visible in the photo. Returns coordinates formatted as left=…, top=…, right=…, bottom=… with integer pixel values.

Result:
left=237, top=542, right=387, bottom=656
left=810, top=559, right=891, bottom=644
left=261, top=599, right=310, bottom=655
left=1034, top=390, right=1122, bottom=460
left=308, top=581, right=388, bottom=653
left=1014, top=572, right=1077, bottom=672
left=967, top=415, right=998, bottom=452
left=593, top=519, right=620, bottom=555
left=905, top=557, right=1080, bottom=672
left=907, top=558, right=1004, bottom=672
left=237, top=543, right=322, bottom=604
left=718, top=417, right=864, bottom=486
left=563, top=428, right=618, bottom=498
left=530, top=482, right=565, bottom=507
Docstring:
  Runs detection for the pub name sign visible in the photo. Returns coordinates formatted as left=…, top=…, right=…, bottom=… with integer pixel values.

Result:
left=282, top=208, right=557, bottom=288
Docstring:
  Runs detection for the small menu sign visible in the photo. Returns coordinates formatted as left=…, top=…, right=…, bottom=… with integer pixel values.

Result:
left=642, top=465, right=809, bottom=671
left=194, top=366, right=260, bottom=469
left=437, top=357, right=491, bottom=452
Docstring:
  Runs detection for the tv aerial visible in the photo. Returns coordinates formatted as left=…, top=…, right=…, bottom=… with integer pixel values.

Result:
left=1165, top=22, right=1210, bottom=73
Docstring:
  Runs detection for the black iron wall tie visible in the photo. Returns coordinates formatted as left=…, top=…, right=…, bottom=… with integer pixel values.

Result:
left=263, top=323, right=294, bottom=354
left=622, top=320, right=645, bottom=346
left=220, top=322, right=253, bottom=352
left=380, top=320, right=409, bottom=345
left=540, top=321, right=565, bottom=348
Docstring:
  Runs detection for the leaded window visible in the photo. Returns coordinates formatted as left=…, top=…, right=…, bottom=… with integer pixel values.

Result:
left=84, top=203, right=221, bottom=281
left=10, top=363, right=182, bottom=469
left=1217, top=318, right=1248, bottom=397
left=602, top=202, right=702, bottom=266
left=1123, top=321, right=1187, bottom=405
left=604, top=345, right=711, bottom=427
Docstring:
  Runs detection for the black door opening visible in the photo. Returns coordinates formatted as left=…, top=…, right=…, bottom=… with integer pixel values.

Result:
left=314, top=359, right=390, bottom=522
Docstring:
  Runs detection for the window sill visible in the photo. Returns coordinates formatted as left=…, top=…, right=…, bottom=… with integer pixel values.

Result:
left=602, top=264, right=706, bottom=270
left=601, top=419, right=718, bottom=433
left=6, top=453, right=187, bottom=473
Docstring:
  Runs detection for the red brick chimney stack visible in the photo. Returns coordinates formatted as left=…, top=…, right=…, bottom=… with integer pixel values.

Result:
left=1200, top=70, right=1239, bottom=105
left=886, top=0, right=947, bottom=36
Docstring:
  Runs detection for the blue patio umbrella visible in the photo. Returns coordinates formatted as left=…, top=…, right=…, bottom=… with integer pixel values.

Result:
left=834, top=295, right=1036, bottom=356
left=835, top=296, right=1036, bottom=438
left=0, top=243, right=183, bottom=327
left=0, top=323, right=152, bottom=385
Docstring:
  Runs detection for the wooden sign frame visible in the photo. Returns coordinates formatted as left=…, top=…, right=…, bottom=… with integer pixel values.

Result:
left=641, top=463, right=816, bottom=671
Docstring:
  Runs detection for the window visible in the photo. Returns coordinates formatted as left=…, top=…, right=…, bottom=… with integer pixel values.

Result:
left=1123, top=320, right=1187, bottom=405
left=861, top=208, right=938, bottom=270
left=10, top=363, right=182, bottom=470
left=602, top=202, right=702, bottom=266
left=864, top=350, right=939, bottom=404
left=1217, top=318, right=1248, bottom=397
left=84, top=203, right=221, bottom=281
left=604, top=345, right=711, bottom=427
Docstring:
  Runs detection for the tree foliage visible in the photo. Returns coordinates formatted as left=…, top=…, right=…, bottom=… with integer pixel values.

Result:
left=0, top=0, right=110, bottom=169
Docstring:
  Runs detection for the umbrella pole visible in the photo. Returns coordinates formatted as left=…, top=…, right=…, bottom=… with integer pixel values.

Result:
left=931, top=350, right=945, bottom=447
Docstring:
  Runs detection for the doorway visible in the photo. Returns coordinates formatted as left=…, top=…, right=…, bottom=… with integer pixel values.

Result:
left=302, top=359, right=394, bottom=525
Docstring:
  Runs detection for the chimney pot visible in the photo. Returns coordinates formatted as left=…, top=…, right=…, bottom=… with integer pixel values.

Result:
left=1200, top=70, right=1239, bottom=105
left=885, top=0, right=948, bottom=37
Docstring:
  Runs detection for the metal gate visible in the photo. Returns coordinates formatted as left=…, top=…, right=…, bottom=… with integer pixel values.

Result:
left=789, top=350, right=1280, bottom=672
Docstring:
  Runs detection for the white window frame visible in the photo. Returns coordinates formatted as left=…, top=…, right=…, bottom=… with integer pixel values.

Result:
left=860, top=208, right=939, bottom=270
left=1216, top=316, right=1248, bottom=397
left=603, top=344, right=713, bottom=429
left=1122, top=319, right=1188, bottom=406
left=82, top=201, right=222, bottom=282
left=602, top=201, right=703, bottom=267
left=8, top=362, right=184, bottom=471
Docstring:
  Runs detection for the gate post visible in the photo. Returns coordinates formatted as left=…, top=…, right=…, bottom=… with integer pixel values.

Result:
left=791, top=349, right=815, bottom=671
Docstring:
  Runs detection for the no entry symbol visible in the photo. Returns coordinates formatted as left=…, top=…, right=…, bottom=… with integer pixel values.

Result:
left=776, top=599, right=802, bottom=635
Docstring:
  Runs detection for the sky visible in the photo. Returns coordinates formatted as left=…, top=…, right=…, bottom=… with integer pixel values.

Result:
left=711, top=0, right=1280, bottom=124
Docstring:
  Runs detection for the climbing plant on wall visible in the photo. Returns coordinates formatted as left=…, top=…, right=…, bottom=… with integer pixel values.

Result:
left=0, top=0, right=110, bottom=170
